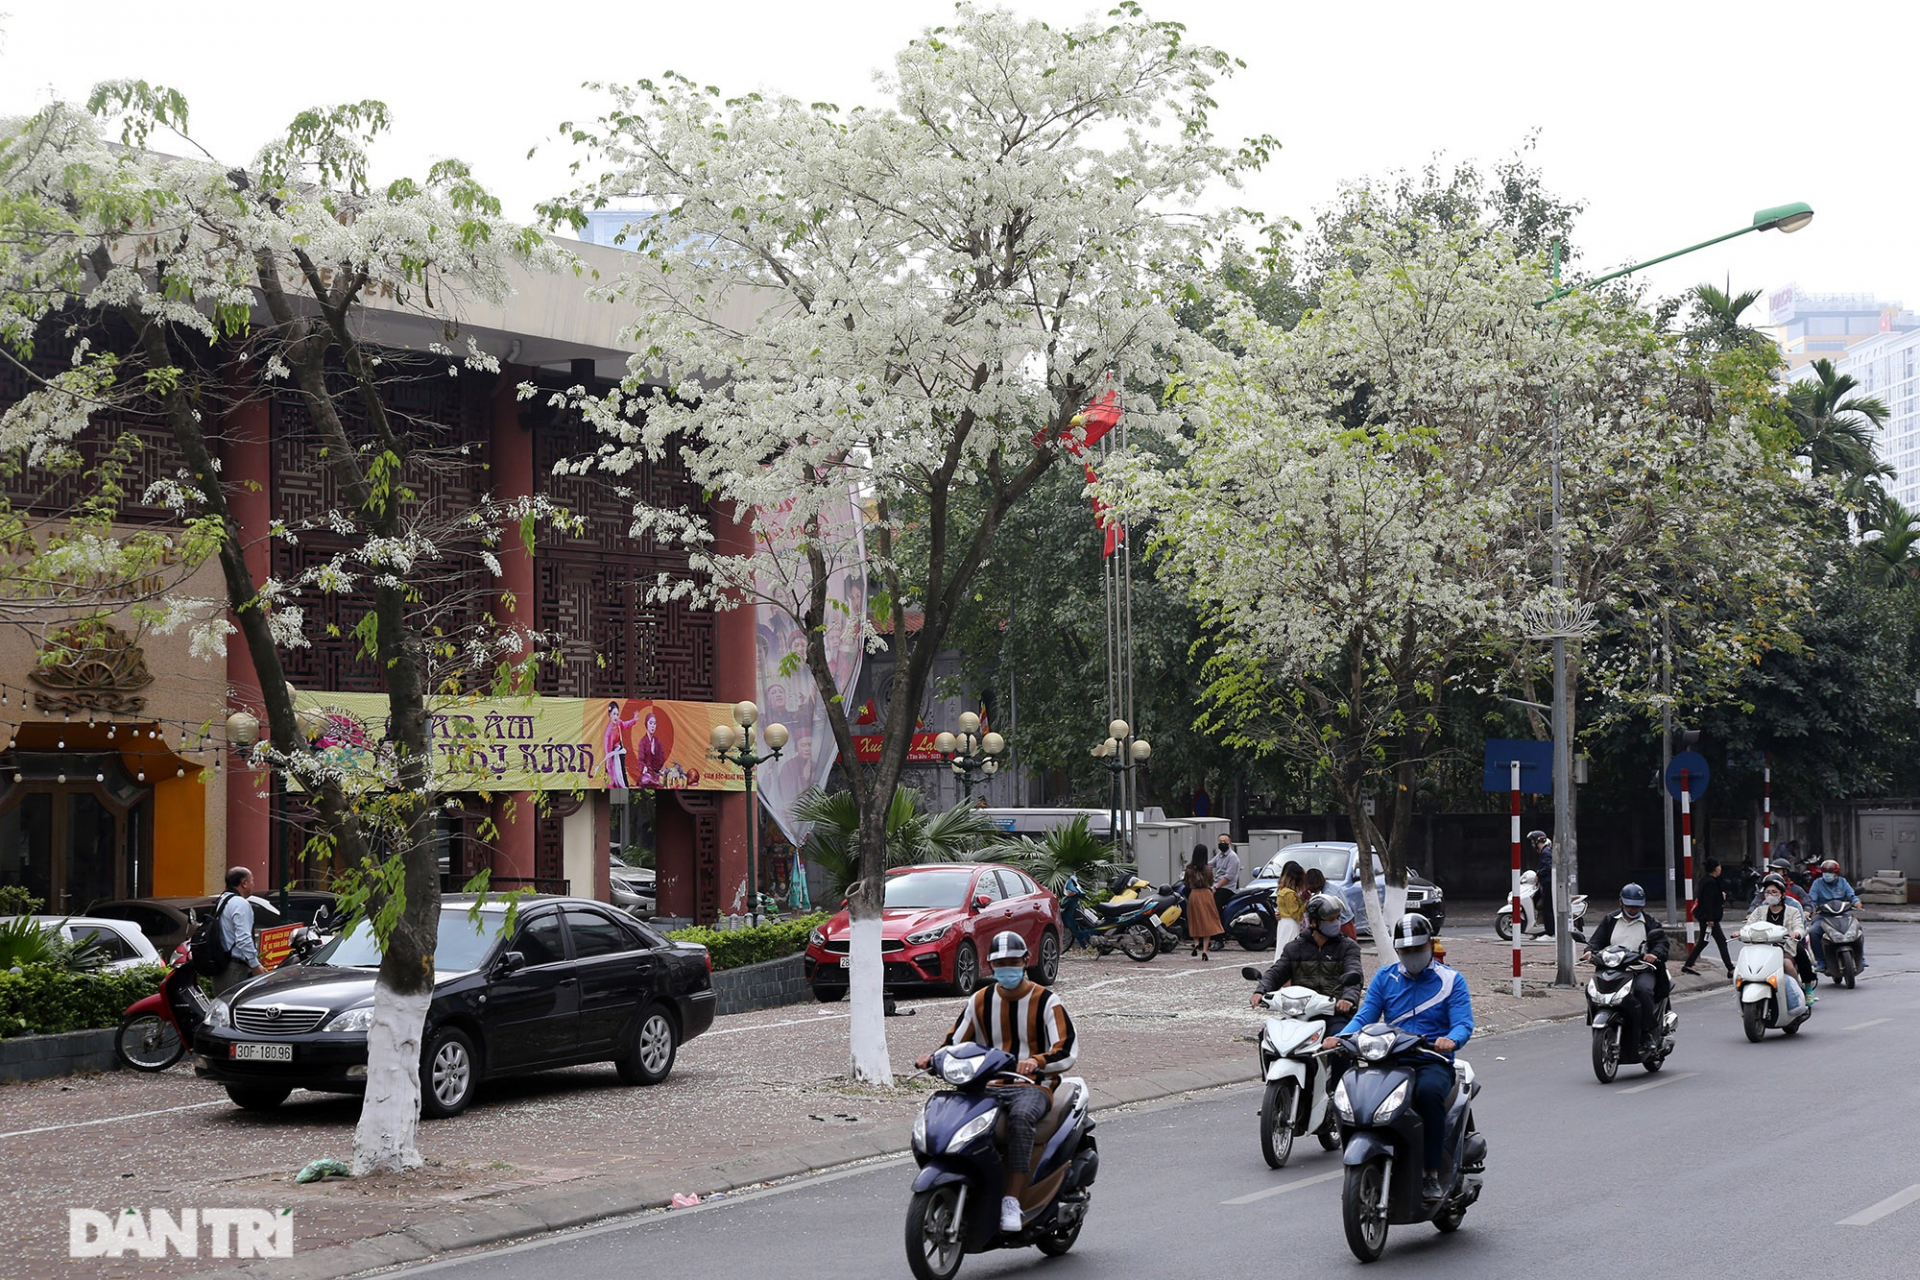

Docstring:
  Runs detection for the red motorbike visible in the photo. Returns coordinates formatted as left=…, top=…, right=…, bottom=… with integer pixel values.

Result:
left=115, top=941, right=209, bottom=1071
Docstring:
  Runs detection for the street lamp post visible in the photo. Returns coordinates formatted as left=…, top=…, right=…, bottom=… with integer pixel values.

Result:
left=1092, top=718, right=1151, bottom=858
left=935, top=711, right=1006, bottom=803
left=709, top=700, right=788, bottom=929
left=1538, top=201, right=1814, bottom=986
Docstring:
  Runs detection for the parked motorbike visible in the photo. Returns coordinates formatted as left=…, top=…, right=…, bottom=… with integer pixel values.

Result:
left=1330, top=1026, right=1486, bottom=1263
left=1241, top=967, right=1340, bottom=1167
left=1816, top=901, right=1865, bottom=989
left=906, top=1044, right=1097, bottom=1280
left=114, top=941, right=208, bottom=1071
left=1584, top=945, right=1676, bottom=1083
left=1059, top=875, right=1173, bottom=962
left=1223, top=885, right=1279, bottom=952
left=1734, top=921, right=1813, bottom=1041
left=1492, top=870, right=1588, bottom=941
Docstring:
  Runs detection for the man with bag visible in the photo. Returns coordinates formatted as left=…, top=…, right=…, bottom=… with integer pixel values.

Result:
left=206, top=867, right=268, bottom=993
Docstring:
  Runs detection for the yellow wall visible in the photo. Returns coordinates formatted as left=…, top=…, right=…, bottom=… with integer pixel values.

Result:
left=151, top=767, right=207, bottom=897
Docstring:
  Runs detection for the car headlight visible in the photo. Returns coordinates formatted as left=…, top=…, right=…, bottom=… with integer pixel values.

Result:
left=210, top=998, right=231, bottom=1029
left=1372, top=1079, right=1410, bottom=1123
left=905, top=924, right=952, bottom=946
left=327, top=1005, right=376, bottom=1033
left=947, top=1111, right=998, bottom=1152
left=808, top=928, right=825, bottom=948
left=1332, top=1077, right=1354, bottom=1122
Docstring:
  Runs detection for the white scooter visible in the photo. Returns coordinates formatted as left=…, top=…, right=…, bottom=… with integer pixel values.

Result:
left=1734, top=921, right=1812, bottom=1041
left=1242, top=971, right=1340, bottom=1168
left=1493, top=870, right=1588, bottom=940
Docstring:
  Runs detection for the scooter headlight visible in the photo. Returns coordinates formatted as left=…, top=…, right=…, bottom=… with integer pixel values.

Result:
left=912, top=1110, right=927, bottom=1153
left=1356, top=1031, right=1393, bottom=1062
left=947, top=1110, right=998, bottom=1153
left=1277, top=994, right=1309, bottom=1018
left=1332, top=1077, right=1355, bottom=1122
left=1372, top=1079, right=1410, bottom=1123
left=210, top=998, right=231, bottom=1030
left=940, top=1054, right=985, bottom=1085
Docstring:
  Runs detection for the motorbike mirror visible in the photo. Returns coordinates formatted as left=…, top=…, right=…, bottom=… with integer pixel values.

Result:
left=1241, top=966, right=1262, bottom=981
left=971, top=895, right=991, bottom=911
left=494, top=950, right=526, bottom=977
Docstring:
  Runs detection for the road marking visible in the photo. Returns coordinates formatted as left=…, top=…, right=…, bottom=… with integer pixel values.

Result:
left=1221, top=1169, right=1343, bottom=1204
left=1841, top=1017, right=1891, bottom=1032
left=1076, top=977, right=1135, bottom=993
left=1838, top=1184, right=1920, bottom=1226
left=1617, top=1072, right=1696, bottom=1095
left=0, top=1099, right=228, bottom=1140
left=703, top=1012, right=851, bottom=1038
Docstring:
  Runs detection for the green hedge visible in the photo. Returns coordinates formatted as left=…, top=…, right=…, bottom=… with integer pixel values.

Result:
left=668, top=913, right=828, bottom=972
left=0, top=963, right=165, bottom=1039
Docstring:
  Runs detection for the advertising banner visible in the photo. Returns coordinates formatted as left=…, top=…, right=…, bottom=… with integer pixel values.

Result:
left=290, top=691, right=743, bottom=793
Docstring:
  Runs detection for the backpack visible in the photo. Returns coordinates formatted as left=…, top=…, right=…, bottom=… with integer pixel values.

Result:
left=188, top=892, right=236, bottom=974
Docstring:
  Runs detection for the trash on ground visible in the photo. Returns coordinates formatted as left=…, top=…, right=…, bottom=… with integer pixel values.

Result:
left=294, top=1159, right=353, bottom=1184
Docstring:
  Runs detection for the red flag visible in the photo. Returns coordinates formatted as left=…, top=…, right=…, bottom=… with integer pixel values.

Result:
left=853, top=698, right=878, bottom=726
left=1034, top=388, right=1123, bottom=456
left=1084, top=461, right=1126, bottom=558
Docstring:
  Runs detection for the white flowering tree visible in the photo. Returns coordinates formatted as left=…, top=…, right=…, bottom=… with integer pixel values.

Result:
left=1129, top=220, right=1811, bottom=956
left=544, top=3, right=1250, bottom=1080
left=0, top=86, right=569, bottom=1171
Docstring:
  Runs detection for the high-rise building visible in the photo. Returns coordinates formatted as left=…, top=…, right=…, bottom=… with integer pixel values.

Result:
left=1808, top=326, right=1920, bottom=508
left=1765, top=285, right=1918, bottom=371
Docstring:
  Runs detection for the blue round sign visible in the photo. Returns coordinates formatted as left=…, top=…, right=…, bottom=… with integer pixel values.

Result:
left=1665, top=751, right=1710, bottom=800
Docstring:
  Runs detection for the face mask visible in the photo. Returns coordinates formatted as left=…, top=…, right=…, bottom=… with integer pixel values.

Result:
left=1765, top=892, right=1783, bottom=906
left=1822, top=873, right=1837, bottom=885
left=993, top=966, right=1025, bottom=990
left=1318, top=920, right=1342, bottom=938
left=1622, top=908, right=1641, bottom=920
left=1400, top=949, right=1432, bottom=975
left=1217, top=844, right=1231, bottom=855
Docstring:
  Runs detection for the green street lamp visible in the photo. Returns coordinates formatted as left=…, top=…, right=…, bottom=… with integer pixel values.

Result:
left=1092, top=718, right=1151, bottom=857
left=935, top=711, right=1006, bottom=803
left=709, top=700, right=787, bottom=928
left=1533, top=201, right=1813, bottom=988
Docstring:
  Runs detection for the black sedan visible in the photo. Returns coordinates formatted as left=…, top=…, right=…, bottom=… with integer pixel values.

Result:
left=192, top=895, right=715, bottom=1117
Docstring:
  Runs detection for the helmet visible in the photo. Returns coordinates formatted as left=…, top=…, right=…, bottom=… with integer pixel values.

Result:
left=1770, top=858, right=1793, bottom=873
left=1821, top=859, right=1840, bottom=874
left=1761, top=873, right=1786, bottom=891
left=1387, top=913, right=1435, bottom=951
left=1619, top=883, right=1646, bottom=907
left=1526, top=830, right=1548, bottom=845
left=987, top=931, right=1028, bottom=964
left=1305, top=893, right=1345, bottom=924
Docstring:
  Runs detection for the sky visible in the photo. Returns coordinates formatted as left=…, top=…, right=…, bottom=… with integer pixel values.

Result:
left=2, top=0, right=1915, bottom=316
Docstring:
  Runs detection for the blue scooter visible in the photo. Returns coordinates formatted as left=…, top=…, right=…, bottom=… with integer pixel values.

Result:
left=906, top=1044, right=1097, bottom=1280
left=1059, top=874, right=1173, bottom=961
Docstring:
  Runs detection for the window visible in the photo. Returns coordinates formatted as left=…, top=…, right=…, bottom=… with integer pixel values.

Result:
left=70, top=925, right=135, bottom=961
left=974, top=871, right=1007, bottom=903
left=1007, top=870, right=1039, bottom=896
left=564, top=909, right=633, bottom=960
left=514, top=913, right=566, bottom=967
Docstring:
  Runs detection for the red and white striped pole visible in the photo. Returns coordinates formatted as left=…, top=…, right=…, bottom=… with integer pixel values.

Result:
left=1761, top=753, right=1772, bottom=876
left=1681, top=769, right=1697, bottom=948
left=1510, top=760, right=1523, bottom=997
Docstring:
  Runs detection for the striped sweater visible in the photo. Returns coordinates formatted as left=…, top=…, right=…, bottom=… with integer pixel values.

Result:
left=940, top=979, right=1078, bottom=1094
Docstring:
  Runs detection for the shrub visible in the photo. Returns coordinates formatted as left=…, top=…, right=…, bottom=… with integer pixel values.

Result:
left=0, top=963, right=164, bottom=1038
left=0, top=886, right=44, bottom=916
left=668, top=913, right=828, bottom=972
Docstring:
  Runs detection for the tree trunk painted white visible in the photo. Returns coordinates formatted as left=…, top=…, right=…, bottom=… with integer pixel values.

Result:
left=350, top=981, right=430, bottom=1175
left=846, top=910, right=892, bottom=1084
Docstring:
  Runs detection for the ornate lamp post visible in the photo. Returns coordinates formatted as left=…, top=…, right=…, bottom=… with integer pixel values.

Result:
left=710, top=700, right=788, bottom=928
left=1092, top=718, right=1150, bottom=857
left=934, top=711, right=1006, bottom=803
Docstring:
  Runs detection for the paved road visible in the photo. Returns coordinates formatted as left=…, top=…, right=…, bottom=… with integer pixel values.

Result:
left=391, top=924, right=1920, bottom=1278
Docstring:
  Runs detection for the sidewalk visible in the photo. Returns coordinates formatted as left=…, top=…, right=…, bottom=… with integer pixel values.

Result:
left=0, top=934, right=1675, bottom=1280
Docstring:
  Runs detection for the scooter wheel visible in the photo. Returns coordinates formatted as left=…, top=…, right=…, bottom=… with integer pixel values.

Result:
left=904, top=1185, right=967, bottom=1280
left=1493, top=912, right=1513, bottom=942
left=1741, top=1003, right=1766, bottom=1043
left=1260, top=1080, right=1298, bottom=1169
left=1318, top=1116, right=1340, bottom=1151
left=1781, top=1018, right=1802, bottom=1037
left=1342, top=1159, right=1390, bottom=1263
left=1036, top=1217, right=1083, bottom=1257
left=1434, top=1203, right=1467, bottom=1234
left=1591, top=1026, right=1619, bottom=1084
left=115, top=1013, right=184, bottom=1072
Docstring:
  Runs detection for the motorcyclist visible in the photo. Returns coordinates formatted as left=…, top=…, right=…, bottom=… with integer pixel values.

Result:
left=1747, top=874, right=1814, bottom=1008
left=1526, top=830, right=1554, bottom=938
left=1804, top=860, right=1865, bottom=974
left=1326, top=914, right=1472, bottom=1203
left=916, top=931, right=1079, bottom=1234
left=1753, top=858, right=1807, bottom=909
left=1251, top=893, right=1364, bottom=1012
left=1580, top=883, right=1668, bottom=1059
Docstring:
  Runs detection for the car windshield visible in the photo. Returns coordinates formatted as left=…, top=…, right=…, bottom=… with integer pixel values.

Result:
left=1260, top=847, right=1351, bottom=883
left=884, top=870, right=975, bottom=910
left=311, top=908, right=508, bottom=972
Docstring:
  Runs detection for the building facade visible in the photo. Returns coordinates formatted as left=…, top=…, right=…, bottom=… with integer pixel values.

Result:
left=1789, top=323, right=1920, bottom=509
left=1764, top=284, right=1917, bottom=372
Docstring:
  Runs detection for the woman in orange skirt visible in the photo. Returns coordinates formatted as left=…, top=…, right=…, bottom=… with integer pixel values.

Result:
left=1183, top=844, right=1225, bottom=958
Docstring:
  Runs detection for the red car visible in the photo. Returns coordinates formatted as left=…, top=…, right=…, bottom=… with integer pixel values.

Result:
left=805, top=863, right=1062, bottom=1000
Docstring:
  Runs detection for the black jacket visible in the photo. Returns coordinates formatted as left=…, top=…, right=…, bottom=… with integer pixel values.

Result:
left=1693, top=876, right=1726, bottom=923
left=1585, top=910, right=1670, bottom=964
left=1256, top=931, right=1364, bottom=1005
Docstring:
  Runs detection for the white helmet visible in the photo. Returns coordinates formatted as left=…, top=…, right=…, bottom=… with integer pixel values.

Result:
left=987, top=931, right=1028, bottom=964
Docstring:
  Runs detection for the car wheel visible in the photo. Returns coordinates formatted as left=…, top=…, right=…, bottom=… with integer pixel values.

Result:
left=616, top=1006, right=679, bottom=1085
left=225, top=1085, right=291, bottom=1112
left=1029, top=930, right=1061, bottom=986
left=949, top=939, right=980, bottom=995
left=420, top=1026, right=482, bottom=1118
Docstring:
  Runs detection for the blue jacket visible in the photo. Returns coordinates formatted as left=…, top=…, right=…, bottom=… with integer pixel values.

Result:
left=1806, top=875, right=1858, bottom=911
left=1340, top=961, right=1474, bottom=1058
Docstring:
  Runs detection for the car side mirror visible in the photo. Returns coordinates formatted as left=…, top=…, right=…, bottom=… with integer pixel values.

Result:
left=971, top=895, right=991, bottom=911
left=494, top=950, right=526, bottom=977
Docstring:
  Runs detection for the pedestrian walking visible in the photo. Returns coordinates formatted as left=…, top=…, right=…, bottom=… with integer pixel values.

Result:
left=213, top=867, right=268, bottom=994
left=1271, top=860, right=1306, bottom=958
left=1682, top=859, right=1735, bottom=977
left=1184, top=845, right=1224, bottom=959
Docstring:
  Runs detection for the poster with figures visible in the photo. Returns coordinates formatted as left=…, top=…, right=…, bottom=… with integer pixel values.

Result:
left=752, top=488, right=867, bottom=848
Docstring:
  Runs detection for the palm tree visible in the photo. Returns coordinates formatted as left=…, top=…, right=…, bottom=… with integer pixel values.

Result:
left=1861, top=493, right=1920, bottom=587
left=1684, top=279, right=1772, bottom=354
left=794, top=786, right=997, bottom=901
left=978, top=816, right=1116, bottom=895
left=1788, top=358, right=1893, bottom=493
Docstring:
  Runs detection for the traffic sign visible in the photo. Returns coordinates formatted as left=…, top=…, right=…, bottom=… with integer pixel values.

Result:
left=1482, top=739, right=1552, bottom=795
left=1665, top=751, right=1710, bottom=800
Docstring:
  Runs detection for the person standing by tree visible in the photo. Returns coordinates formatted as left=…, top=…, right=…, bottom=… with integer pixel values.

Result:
left=1682, top=859, right=1735, bottom=978
left=1184, top=846, right=1224, bottom=959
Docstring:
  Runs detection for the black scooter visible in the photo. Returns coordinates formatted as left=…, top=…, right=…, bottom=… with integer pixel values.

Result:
left=1584, top=945, right=1676, bottom=1083
left=1330, top=1025, right=1485, bottom=1263
left=1816, top=901, right=1865, bottom=988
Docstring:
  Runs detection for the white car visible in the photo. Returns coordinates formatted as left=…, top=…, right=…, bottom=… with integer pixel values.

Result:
left=3, top=915, right=163, bottom=971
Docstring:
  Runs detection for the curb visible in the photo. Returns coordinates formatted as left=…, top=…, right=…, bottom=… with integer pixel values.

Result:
left=198, top=1058, right=1261, bottom=1280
